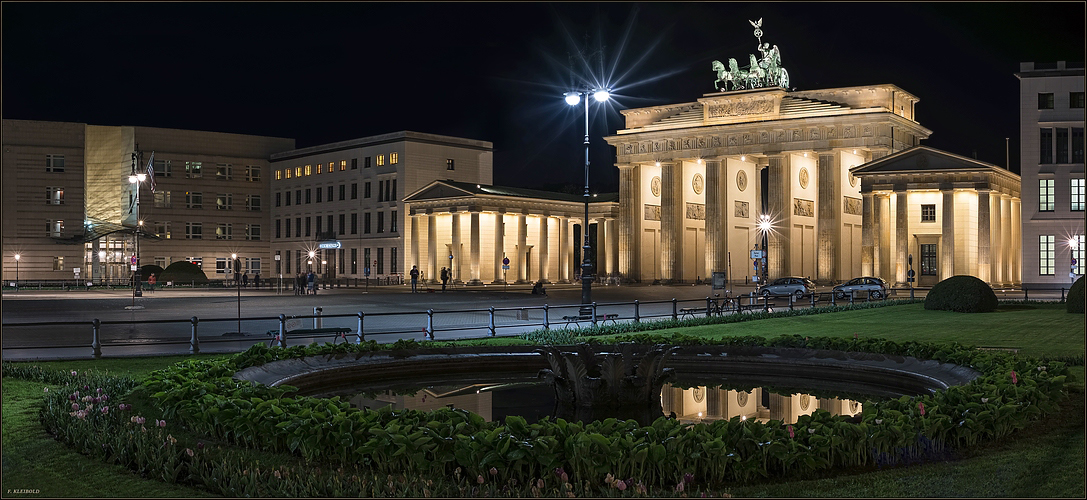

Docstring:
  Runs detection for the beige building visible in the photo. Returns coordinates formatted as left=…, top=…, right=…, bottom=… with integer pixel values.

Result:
left=605, top=85, right=932, bottom=285
left=268, top=132, right=493, bottom=283
left=1016, top=61, right=1085, bottom=290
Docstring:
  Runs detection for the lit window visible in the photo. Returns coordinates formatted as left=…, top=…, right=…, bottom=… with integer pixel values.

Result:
left=340, top=160, right=347, bottom=171
left=46, top=186, right=64, bottom=205
left=1040, top=179, right=1055, bottom=212
left=304, top=165, right=312, bottom=176
left=1072, top=178, right=1085, bottom=212
left=275, top=169, right=282, bottom=180
left=246, top=165, right=261, bottom=182
left=53, top=256, right=64, bottom=271
left=317, top=164, right=323, bottom=174
left=46, top=154, right=65, bottom=172
left=216, top=164, right=232, bottom=180
left=154, top=191, right=172, bottom=208
left=920, top=204, right=935, bottom=222
left=390, top=153, right=398, bottom=164
left=285, top=168, right=292, bottom=179
left=1038, top=93, right=1054, bottom=109
left=377, top=155, right=385, bottom=166
left=295, top=167, right=302, bottom=177
left=155, top=222, right=171, bottom=239
left=446, top=159, right=455, bottom=170
left=216, top=223, right=233, bottom=240
left=46, top=219, right=63, bottom=237
left=1073, top=235, right=1085, bottom=276
left=185, top=162, right=203, bottom=178
left=1040, top=235, right=1055, bottom=275
left=216, top=193, right=233, bottom=210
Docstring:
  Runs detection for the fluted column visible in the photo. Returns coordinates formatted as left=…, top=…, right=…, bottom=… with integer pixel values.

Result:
left=1011, top=198, right=1021, bottom=284
left=538, top=216, right=550, bottom=283
left=977, top=189, right=991, bottom=283
left=659, top=161, right=678, bottom=283
left=426, top=213, right=437, bottom=283
left=861, top=192, right=875, bottom=277
left=558, top=216, right=570, bottom=283
left=517, top=213, right=528, bottom=283
left=991, top=193, right=1003, bottom=284
left=704, top=160, right=724, bottom=275
left=608, top=218, right=619, bottom=279
left=895, top=188, right=908, bottom=286
left=450, top=211, right=462, bottom=282
left=618, top=165, right=637, bottom=280
left=873, top=194, right=884, bottom=278
left=941, top=187, right=956, bottom=280
left=596, top=217, right=608, bottom=277
left=469, top=211, right=481, bottom=285
left=492, top=211, right=505, bottom=284
left=817, top=152, right=840, bottom=283
left=410, top=213, right=420, bottom=276
left=767, top=157, right=789, bottom=280
left=1001, top=194, right=1012, bottom=286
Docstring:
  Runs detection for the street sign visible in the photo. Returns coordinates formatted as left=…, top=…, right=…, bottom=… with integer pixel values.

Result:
left=73, top=268, right=80, bottom=278
left=449, top=255, right=454, bottom=259
left=750, top=250, right=764, bottom=259
left=318, top=241, right=341, bottom=249
left=502, top=257, right=510, bottom=266
left=907, top=269, right=915, bottom=278
left=130, top=256, right=137, bottom=265
left=502, top=265, right=510, bottom=270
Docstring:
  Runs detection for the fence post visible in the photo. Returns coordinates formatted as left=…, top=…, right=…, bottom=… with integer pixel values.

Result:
left=706, top=297, right=712, bottom=317
left=1061, top=287, right=1066, bottom=301
left=189, top=316, right=200, bottom=354
left=427, top=309, right=434, bottom=340
left=489, top=306, right=496, bottom=336
left=543, top=304, right=549, bottom=330
left=849, top=290, right=855, bottom=305
left=672, top=298, right=678, bottom=321
left=591, top=302, right=598, bottom=326
left=313, top=307, right=323, bottom=329
left=278, top=314, right=287, bottom=348
left=1024, top=287, right=1029, bottom=300
left=811, top=292, right=816, bottom=307
left=91, top=319, right=102, bottom=359
left=831, top=292, right=836, bottom=306
left=356, top=311, right=365, bottom=344
left=764, top=295, right=771, bottom=313
left=634, top=300, right=640, bottom=323
left=789, top=294, right=794, bottom=310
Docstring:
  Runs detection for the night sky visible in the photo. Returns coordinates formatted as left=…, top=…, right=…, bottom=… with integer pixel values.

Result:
left=3, top=3, right=1084, bottom=193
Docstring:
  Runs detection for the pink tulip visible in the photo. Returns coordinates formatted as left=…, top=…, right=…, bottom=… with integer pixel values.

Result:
left=490, top=467, right=498, bottom=476
left=157, top=419, right=166, bottom=428
left=72, top=403, right=79, bottom=411
left=918, top=402, right=925, bottom=416
left=71, top=371, right=77, bottom=376
left=1011, top=371, right=1018, bottom=384
left=787, top=425, right=795, bottom=438
left=100, top=406, right=109, bottom=414
left=617, top=480, right=627, bottom=491
left=477, top=475, right=484, bottom=484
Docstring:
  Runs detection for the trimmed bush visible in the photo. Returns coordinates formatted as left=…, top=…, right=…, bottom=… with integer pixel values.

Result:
left=138, top=264, right=164, bottom=282
left=156, top=261, right=208, bottom=284
left=924, top=275, right=998, bottom=313
left=1069, top=276, right=1085, bottom=314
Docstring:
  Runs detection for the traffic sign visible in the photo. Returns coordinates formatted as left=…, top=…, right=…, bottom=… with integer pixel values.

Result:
left=502, top=265, right=510, bottom=270
left=502, top=257, right=510, bottom=266
left=907, top=269, right=915, bottom=278
left=750, top=250, right=764, bottom=259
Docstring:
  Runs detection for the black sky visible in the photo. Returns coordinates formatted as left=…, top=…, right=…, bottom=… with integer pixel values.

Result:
left=3, top=2, right=1084, bottom=193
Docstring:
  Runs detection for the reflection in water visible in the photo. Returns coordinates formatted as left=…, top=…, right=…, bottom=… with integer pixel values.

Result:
left=347, top=379, right=866, bottom=425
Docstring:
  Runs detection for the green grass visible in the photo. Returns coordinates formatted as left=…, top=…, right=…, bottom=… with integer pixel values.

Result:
left=3, top=303, right=1084, bottom=497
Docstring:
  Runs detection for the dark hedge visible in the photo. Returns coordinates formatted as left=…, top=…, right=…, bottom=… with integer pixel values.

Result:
left=1068, top=276, right=1085, bottom=314
left=924, top=275, right=998, bottom=313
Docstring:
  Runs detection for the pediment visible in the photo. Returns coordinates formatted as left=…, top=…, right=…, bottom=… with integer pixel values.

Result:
left=403, top=181, right=477, bottom=202
left=851, top=146, right=1002, bottom=176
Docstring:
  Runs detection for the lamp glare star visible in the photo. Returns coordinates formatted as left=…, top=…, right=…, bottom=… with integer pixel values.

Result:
left=593, top=89, right=611, bottom=102
left=564, top=93, right=581, bottom=106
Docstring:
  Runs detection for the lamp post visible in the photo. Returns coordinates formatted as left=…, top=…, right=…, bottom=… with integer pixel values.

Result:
left=232, top=253, right=241, bottom=334
left=128, top=157, right=146, bottom=301
left=564, top=87, right=611, bottom=314
left=757, top=215, right=772, bottom=286
left=13, top=253, right=19, bottom=291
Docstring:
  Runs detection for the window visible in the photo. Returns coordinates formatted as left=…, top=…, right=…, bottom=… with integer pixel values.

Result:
left=216, top=193, right=233, bottom=210
left=294, top=167, right=302, bottom=178
left=1040, top=128, right=1053, bottom=164
left=285, top=218, right=291, bottom=238
left=351, top=213, right=357, bottom=234
left=446, top=158, right=455, bottom=170
left=305, top=189, right=311, bottom=204
left=316, top=187, right=322, bottom=203
left=364, top=212, right=371, bottom=234
left=216, top=164, right=232, bottom=180
left=305, top=217, right=311, bottom=237
left=295, top=190, right=301, bottom=205
left=316, top=163, right=323, bottom=174
left=155, top=222, right=171, bottom=239
left=1073, top=128, right=1084, bottom=164
left=246, top=165, right=261, bottom=182
left=365, top=156, right=371, bottom=168
left=276, top=169, right=283, bottom=180
left=339, top=184, right=346, bottom=201
left=1072, top=178, right=1085, bottom=211
left=186, top=222, right=203, bottom=239
left=295, top=218, right=301, bottom=237
left=328, top=185, right=333, bottom=202
left=151, top=191, right=171, bottom=208
left=186, top=192, right=203, bottom=209
left=340, top=160, right=347, bottom=171
left=216, top=223, right=232, bottom=240
left=390, top=210, right=397, bottom=233
left=920, top=243, right=938, bottom=275
left=285, top=191, right=291, bottom=206
left=327, top=215, right=333, bottom=235
left=339, top=214, right=346, bottom=235
left=920, top=204, right=936, bottom=222
left=275, top=219, right=281, bottom=239
left=53, top=256, right=64, bottom=271
left=1073, top=235, right=1085, bottom=276
left=377, top=181, right=383, bottom=202
left=275, top=192, right=281, bottom=207
left=390, top=152, right=398, bottom=164
left=364, top=248, right=371, bottom=275
left=385, top=180, right=392, bottom=202
left=185, top=161, right=203, bottom=178
left=246, top=224, right=261, bottom=241
left=1040, top=179, right=1055, bottom=211
left=351, top=158, right=358, bottom=170
left=46, top=219, right=63, bottom=237
left=391, top=247, right=398, bottom=274
left=1038, top=93, right=1054, bottom=109
left=284, top=168, right=291, bottom=179
left=391, top=179, right=397, bottom=202
left=1040, top=235, right=1055, bottom=275
left=304, top=164, right=312, bottom=176
left=315, top=216, right=322, bottom=235
left=46, top=154, right=65, bottom=172
left=377, top=154, right=385, bottom=166
left=351, top=183, right=358, bottom=199
left=247, top=258, right=261, bottom=275
left=1057, top=128, right=1069, bottom=163
left=339, top=248, right=345, bottom=274
left=351, top=248, right=358, bottom=274
left=216, top=258, right=232, bottom=275
left=155, top=257, right=168, bottom=269
left=377, top=211, right=384, bottom=233
left=364, top=182, right=371, bottom=198
left=1072, top=92, right=1085, bottom=109
left=46, top=186, right=64, bottom=205
left=154, top=159, right=172, bottom=177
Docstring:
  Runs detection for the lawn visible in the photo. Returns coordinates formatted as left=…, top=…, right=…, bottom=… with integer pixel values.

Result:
left=2, top=302, right=1084, bottom=497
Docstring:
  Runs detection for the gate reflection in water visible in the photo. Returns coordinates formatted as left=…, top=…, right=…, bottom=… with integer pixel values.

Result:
left=344, top=377, right=869, bottom=426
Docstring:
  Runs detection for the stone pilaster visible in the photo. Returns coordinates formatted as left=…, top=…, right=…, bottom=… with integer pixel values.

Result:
left=895, top=188, right=908, bottom=287
left=558, top=216, right=570, bottom=283
left=991, top=193, right=1003, bottom=284
left=861, top=192, right=875, bottom=277
left=451, top=211, right=462, bottom=283
left=492, top=211, right=505, bottom=284
left=817, top=152, right=840, bottom=283
left=941, top=188, right=956, bottom=280
left=660, top=161, right=678, bottom=283
left=538, top=216, right=550, bottom=283
left=426, top=212, right=437, bottom=283
left=517, top=213, right=528, bottom=283
left=1001, top=194, right=1013, bottom=286
left=704, top=160, right=724, bottom=275
left=410, top=214, right=420, bottom=274
left=618, top=165, right=637, bottom=280
left=469, top=211, right=481, bottom=285
left=1011, top=198, right=1021, bottom=285
left=977, top=189, right=991, bottom=283
left=608, top=218, right=619, bottom=279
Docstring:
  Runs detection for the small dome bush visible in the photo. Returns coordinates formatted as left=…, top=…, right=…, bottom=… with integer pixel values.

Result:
left=138, top=264, right=164, bottom=282
left=924, top=275, right=998, bottom=313
left=157, top=261, right=209, bottom=284
left=1068, top=276, right=1085, bottom=313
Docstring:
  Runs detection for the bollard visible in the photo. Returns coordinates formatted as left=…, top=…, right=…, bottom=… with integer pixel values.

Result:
left=91, top=319, right=102, bottom=359
left=190, top=316, right=200, bottom=354
left=672, top=298, right=678, bottom=321
left=313, top=307, right=323, bottom=329
left=426, top=309, right=434, bottom=340
left=789, top=293, right=794, bottom=310
left=1024, top=287, right=1029, bottom=300
left=831, top=292, right=836, bottom=306
left=356, top=312, right=365, bottom=344
left=706, top=297, right=712, bottom=317
left=591, top=302, right=598, bottom=326
left=849, top=290, right=855, bottom=305
left=1061, top=287, right=1066, bottom=301
left=634, top=300, right=640, bottom=323
left=811, top=292, right=816, bottom=308
left=543, top=304, right=550, bottom=330
left=489, top=306, right=496, bottom=336
left=278, top=314, right=287, bottom=348
left=763, top=295, right=770, bottom=313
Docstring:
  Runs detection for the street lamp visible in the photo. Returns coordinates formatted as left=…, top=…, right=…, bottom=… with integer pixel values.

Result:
left=757, top=215, right=772, bottom=286
left=128, top=164, right=147, bottom=301
left=564, top=87, right=611, bottom=314
left=232, top=253, right=241, bottom=334
left=13, top=253, right=19, bottom=290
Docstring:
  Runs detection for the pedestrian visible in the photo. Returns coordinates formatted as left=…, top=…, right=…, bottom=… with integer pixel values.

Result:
left=308, top=271, right=317, bottom=295
left=241, top=273, right=249, bottom=288
left=296, top=273, right=305, bottom=295
left=147, top=274, right=156, bottom=294
left=410, top=265, right=419, bottom=293
left=253, top=273, right=260, bottom=289
left=440, top=267, right=449, bottom=291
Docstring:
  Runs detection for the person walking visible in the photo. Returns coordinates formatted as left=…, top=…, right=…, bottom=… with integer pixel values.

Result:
left=307, top=271, right=317, bottom=295
left=296, top=273, right=305, bottom=295
left=253, top=273, right=261, bottom=289
left=410, top=265, right=419, bottom=293
left=241, top=273, right=249, bottom=288
left=147, top=274, right=156, bottom=294
left=440, top=267, right=449, bottom=292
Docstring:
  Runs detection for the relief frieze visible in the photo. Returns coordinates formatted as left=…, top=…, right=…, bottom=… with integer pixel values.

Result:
left=793, top=198, right=815, bottom=217
left=712, top=136, right=722, bottom=147
left=760, top=131, right=769, bottom=143
left=844, top=126, right=856, bottom=138
left=706, top=99, right=774, bottom=118
left=685, top=202, right=706, bottom=220
left=735, top=200, right=750, bottom=218
left=644, top=204, right=661, bottom=221
left=728, top=135, right=738, bottom=146
left=844, top=197, right=863, bottom=216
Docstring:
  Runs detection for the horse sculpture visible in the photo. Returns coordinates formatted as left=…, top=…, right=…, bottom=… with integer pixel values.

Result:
left=747, top=54, right=766, bottom=89
left=712, top=34, right=791, bottom=92
left=712, top=59, right=742, bottom=92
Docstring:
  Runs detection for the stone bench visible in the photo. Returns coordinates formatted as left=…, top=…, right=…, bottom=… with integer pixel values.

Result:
left=561, top=313, right=619, bottom=327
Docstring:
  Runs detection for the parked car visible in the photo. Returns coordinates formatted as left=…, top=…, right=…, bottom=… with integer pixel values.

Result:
left=758, top=277, right=816, bottom=299
left=832, top=277, right=888, bottom=299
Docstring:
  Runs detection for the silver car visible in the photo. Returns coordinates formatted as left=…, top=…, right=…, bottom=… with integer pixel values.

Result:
left=832, top=277, right=888, bottom=299
left=758, top=277, right=816, bottom=299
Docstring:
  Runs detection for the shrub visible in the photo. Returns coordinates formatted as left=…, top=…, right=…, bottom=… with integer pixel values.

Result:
left=924, top=275, right=998, bottom=313
left=157, top=261, right=208, bottom=284
left=1068, top=276, right=1085, bottom=314
left=139, top=264, right=164, bottom=282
